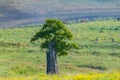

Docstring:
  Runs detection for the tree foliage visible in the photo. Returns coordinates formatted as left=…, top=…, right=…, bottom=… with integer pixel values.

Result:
left=31, top=19, right=78, bottom=56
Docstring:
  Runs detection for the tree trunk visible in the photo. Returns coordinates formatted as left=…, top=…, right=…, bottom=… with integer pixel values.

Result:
left=46, top=42, right=58, bottom=74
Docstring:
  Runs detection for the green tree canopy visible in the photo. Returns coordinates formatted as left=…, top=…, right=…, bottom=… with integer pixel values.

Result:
left=31, top=19, right=78, bottom=56
left=31, top=19, right=79, bottom=74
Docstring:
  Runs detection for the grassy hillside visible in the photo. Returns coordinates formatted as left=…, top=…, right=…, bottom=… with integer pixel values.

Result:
left=0, top=20, right=120, bottom=77
left=1, top=71, right=120, bottom=80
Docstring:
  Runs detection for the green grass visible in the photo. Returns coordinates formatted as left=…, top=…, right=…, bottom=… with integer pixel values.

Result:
left=0, top=20, right=120, bottom=77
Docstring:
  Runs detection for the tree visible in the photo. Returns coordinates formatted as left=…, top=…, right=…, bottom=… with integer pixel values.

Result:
left=31, top=19, right=78, bottom=75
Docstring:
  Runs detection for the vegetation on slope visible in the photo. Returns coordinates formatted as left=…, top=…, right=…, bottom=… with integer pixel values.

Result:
left=0, top=71, right=120, bottom=80
left=0, top=20, right=120, bottom=77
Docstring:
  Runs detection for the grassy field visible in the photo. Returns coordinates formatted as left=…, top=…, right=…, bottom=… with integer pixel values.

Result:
left=0, top=20, right=120, bottom=78
left=0, top=71, right=120, bottom=80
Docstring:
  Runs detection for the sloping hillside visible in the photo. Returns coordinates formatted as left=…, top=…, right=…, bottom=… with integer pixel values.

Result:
left=0, top=20, right=120, bottom=76
left=0, top=0, right=120, bottom=27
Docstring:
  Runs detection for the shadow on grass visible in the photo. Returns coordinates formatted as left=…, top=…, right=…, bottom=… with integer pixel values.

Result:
left=109, top=52, right=120, bottom=58
left=0, top=42, right=29, bottom=47
left=77, top=65, right=107, bottom=70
